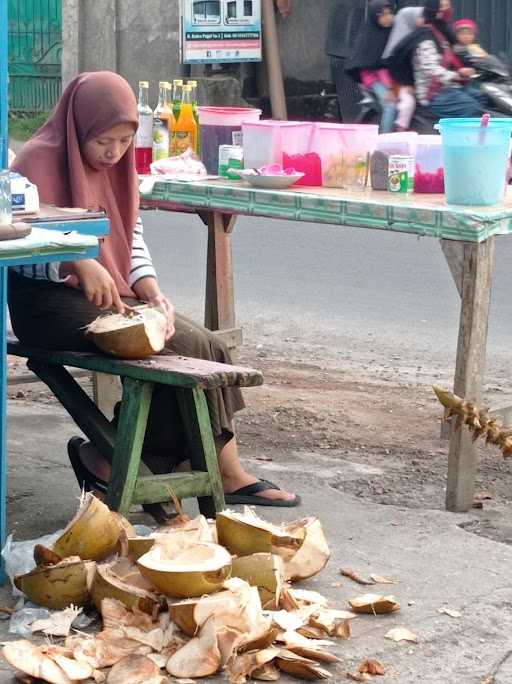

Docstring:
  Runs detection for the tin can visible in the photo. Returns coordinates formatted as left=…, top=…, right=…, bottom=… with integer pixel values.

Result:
left=218, top=145, right=244, bottom=180
left=388, top=155, right=414, bottom=193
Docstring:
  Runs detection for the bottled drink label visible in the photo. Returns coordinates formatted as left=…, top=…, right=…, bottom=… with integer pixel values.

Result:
left=136, top=112, right=153, bottom=149
left=152, top=118, right=170, bottom=161
left=172, top=131, right=193, bottom=156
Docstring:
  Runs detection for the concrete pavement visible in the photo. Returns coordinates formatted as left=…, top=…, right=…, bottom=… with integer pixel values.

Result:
left=1, top=398, right=512, bottom=683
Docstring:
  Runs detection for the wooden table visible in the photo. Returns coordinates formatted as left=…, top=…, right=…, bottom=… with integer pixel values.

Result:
left=1, top=212, right=108, bottom=580
left=141, top=179, right=512, bottom=514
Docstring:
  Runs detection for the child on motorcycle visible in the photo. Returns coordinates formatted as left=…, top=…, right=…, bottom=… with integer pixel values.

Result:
left=453, top=19, right=488, bottom=62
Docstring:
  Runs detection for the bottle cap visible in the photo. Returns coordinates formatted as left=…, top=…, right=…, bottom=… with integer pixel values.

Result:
left=173, top=79, right=184, bottom=86
left=139, top=80, right=149, bottom=87
left=159, top=81, right=167, bottom=88
left=188, top=80, right=197, bottom=86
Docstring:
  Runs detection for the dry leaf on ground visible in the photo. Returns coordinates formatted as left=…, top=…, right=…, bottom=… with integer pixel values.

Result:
left=370, top=575, right=398, bottom=585
left=384, top=627, right=419, bottom=643
left=340, top=569, right=374, bottom=586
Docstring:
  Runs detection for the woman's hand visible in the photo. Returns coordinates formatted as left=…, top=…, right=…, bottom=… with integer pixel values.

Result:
left=71, top=259, right=125, bottom=312
left=458, top=67, right=476, bottom=79
left=132, top=277, right=176, bottom=340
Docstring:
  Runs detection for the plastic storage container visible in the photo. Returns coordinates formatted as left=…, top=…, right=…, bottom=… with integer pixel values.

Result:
left=313, top=124, right=374, bottom=188
left=278, top=122, right=319, bottom=186
left=438, top=118, right=512, bottom=206
left=242, top=120, right=298, bottom=169
left=370, top=132, right=417, bottom=191
left=414, top=135, right=444, bottom=193
left=199, top=106, right=261, bottom=174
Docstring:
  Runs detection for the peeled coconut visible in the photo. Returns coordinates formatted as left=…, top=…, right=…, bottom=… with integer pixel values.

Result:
left=231, top=553, right=285, bottom=609
left=14, top=557, right=95, bottom=610
left=282, top=517, right=330, bottom=582
left=85, top=308, right=167, bottom=359
left=53, top=492, right=122, bottom=561
left=216, top=509, right=304, bottom=559
left=137, top=542, right=232, bottom=598
left=90, top=559, right=161, bottom=615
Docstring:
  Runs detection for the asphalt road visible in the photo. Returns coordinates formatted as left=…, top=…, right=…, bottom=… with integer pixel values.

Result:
left=142, top=209, right=512, bottom=383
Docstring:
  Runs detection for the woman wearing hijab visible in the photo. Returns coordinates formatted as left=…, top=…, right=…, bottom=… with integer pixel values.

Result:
left=8, top=71, right=299, bottom=511
left=346, top=0, right=397, bottom=133
left=383, top=6, right=424, bottom=130
left=387, top=0, right=487, bottom=118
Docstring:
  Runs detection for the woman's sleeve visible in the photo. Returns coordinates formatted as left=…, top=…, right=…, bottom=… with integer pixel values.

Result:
left=9, top=263, right=69, bottom=282
left=129, top=217, right=157, bottom=287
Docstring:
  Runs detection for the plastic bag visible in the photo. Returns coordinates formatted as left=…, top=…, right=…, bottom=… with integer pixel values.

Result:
left=9, top=603, right=51, bottom=637
left=1, top=530, right=63, bottom=594
left=150, top=149, right=207, bottom=178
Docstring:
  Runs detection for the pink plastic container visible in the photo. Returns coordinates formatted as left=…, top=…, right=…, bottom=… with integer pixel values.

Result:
left=314, top=123, right=379, bottom=188
left=414, top=135, right=444, bottom=193
left=199, top=106, right=261, bottom=174
left=279, top=123, right=320, bottom=186
left=242, top=120, right=291, bottom=169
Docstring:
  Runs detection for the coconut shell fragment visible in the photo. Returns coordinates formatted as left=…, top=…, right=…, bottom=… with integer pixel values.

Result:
left=349, top=594, right=400, bottom=615
left=166, top=616, right=221, bottom=678
left=14, top=558, right=95, bottom=610
left=2, top=640, right=83, bottom=684
left=85, top=308, right=167, bottom=359
left=276, top=650, right=332, bottom=680
left=53, top=493, right=122, bottom=561
left=106, top=654, right=165, bottom=684
left=90, top=559, right=161, bottom=615
left=216, top=509, right=303, bottom=559
left=231, top=553, right=285, bottom=609
left=282, top=517, right=330, bottom=582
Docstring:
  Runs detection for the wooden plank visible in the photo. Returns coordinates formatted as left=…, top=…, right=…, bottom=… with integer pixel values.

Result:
left=212, top=327, right=243, bottom=350
left=446, top=238, right=495, bottom=512
left=8, top=339, right=263, bottom=390
left=205, top=211, right=237, bottom=334
left=106, top=379, right=153, bottom=514
left=176, top=387, right=225, bottom=518
left=440, top=239, right=464, bottom=297
left=132, top=471, right=213, bottom=504
left=92, top=371, right=122, bottom=420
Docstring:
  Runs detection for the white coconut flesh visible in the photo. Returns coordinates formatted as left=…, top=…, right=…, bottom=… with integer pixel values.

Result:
left=139, top=543, right=231, bottom=573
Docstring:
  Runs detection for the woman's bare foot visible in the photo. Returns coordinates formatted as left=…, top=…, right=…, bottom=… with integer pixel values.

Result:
left=219, top=438, right=296, bottom=503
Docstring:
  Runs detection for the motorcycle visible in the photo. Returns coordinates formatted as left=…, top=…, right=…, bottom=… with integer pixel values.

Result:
left=355, top=53, right=512, bottom=131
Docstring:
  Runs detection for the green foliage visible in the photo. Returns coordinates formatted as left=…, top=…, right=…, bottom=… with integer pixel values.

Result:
left=8, top=113, right=48, bottom=141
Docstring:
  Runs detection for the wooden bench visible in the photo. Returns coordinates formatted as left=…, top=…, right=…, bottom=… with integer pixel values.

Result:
left=7, top=337, right=263, bottom=519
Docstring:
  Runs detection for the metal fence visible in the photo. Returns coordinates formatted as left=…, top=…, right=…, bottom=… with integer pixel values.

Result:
left=8, top=0, right=62, bottom=113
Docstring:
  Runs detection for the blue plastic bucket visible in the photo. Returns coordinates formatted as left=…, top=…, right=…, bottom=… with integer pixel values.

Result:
left=437, top=118, right=512, bottom=206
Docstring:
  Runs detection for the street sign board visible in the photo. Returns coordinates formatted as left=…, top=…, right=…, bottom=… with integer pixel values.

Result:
left=180, top=0, right=262, bottom=64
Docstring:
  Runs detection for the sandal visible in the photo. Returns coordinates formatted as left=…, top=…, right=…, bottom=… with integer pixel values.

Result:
left=224, top=479, right=301, bottom=507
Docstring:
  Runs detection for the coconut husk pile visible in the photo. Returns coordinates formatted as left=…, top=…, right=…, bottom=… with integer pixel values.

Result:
left=2, top=497, right=389, bottom=682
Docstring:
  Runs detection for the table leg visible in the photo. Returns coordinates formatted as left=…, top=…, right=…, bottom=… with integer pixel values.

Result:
left=203, top=210, right=242, bottom=349
left=0, top=267, right=7, bottom=582
left=445, top=238, right=495, bottom=512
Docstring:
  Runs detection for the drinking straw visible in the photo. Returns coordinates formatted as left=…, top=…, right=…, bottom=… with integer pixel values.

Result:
left=479, top=113, right=490, bottom=145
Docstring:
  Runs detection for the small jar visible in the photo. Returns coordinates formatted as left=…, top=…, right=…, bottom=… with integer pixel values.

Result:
left=0, top=170, right=12, bottom=225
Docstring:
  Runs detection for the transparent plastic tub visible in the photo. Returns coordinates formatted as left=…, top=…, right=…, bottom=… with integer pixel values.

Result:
left=414, top=135, right=444, bottom=194
left=242, top=120, right=298, bottom=169
left=199, top=106, right=261, bottom=174
left=369, top=132, right=417, bottom=191
left=438, top=118, right=512, bottom=205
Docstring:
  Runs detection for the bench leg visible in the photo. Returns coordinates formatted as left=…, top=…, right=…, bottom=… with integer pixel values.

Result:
left=106, top=378, right=153, bottom=515
left=176, top=387, right=225, bottom=518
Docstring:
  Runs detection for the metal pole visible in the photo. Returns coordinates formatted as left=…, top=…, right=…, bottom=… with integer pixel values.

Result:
left=0, top=0, right=8, bottom=168
left=261, top=0, right=287, bottom=120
